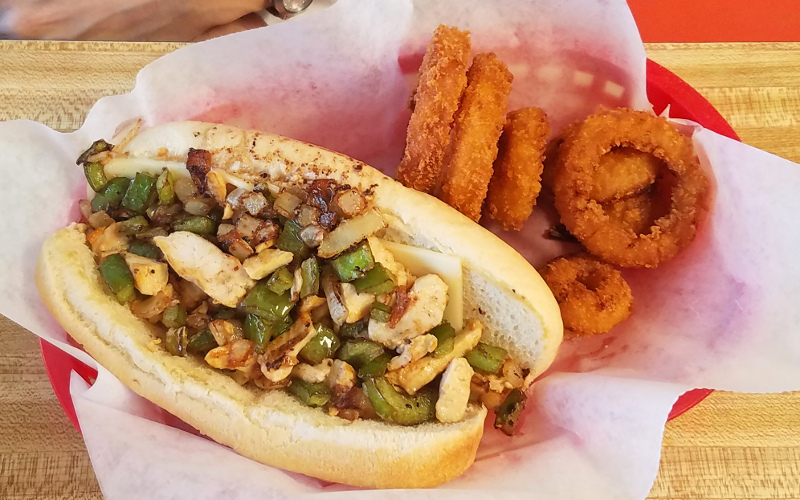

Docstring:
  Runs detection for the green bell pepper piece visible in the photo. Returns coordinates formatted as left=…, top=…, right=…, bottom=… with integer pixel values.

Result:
left=275, top=219, right=310, bottom=259
left=357, top=352, right=392, bottom=378
left=494, top=389, right=527, bottom=436
left=214, top=308, right=236, bottom=319
left=330, top=241, right=374, bottom=282
left=266, top=266, right=293, bottom=295
left=299, top=324, right=340, bottom=365
left=430, top=322, right=456, bottom=358
left=287, top=379, right=331, bottom=407
left=187, top=328, right=217, bottom=355
left=171, top=215, right=216, bottom=235
left=339, top=320, right=366, bottom=340
left=352, top=263, right=396, bottom=294
left=243, top=313, right=272, bottom=352
left=239, top=281, right=294, bottom=322
left=118, top=215, right=150, bottom=235
left=299, top=257, right=320, bottom=298
left=90, top=193, right=111, bottom=213
left=156, top=168, right=175, bottom=205
left=76, top=139, right=112, bottom=165
left=336, top=339, right=386, bottom=369
left=165, top=326, right=189, bottom=356
left=161, top=304, right=187, bottom=328
left=92, top=177, right=131, bottom=212
left=364, top=377, right=436, bottom=425
left=465, top=342, right=508, bottom=375
left=121, top=172, right=157, bottom=212
left=273, top=314, right=293, bottom=337
left=362, top=377, right=394, bottom=421
left=98, top=253, right=136, bottom=304
left=128, top=240, right=162, bottom=260
left=83, top=162, right=108, bottom=193
left=370, top=302, right=392, bottom=323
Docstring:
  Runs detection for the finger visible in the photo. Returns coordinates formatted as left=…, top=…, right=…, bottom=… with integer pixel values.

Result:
left=0, top=9, right=13, bottom=39
left=192, top=12, right=266, bottom=42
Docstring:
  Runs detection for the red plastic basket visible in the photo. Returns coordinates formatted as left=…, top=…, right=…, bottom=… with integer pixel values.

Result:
left=40, top=58, right=733, bottom=431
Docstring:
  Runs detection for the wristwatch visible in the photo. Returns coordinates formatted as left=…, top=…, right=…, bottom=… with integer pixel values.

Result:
left=265, top=0, right=314, bottom=19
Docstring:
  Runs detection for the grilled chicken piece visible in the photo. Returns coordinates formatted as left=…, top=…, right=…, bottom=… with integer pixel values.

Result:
left=368, top=274, right=447, bottom=348
left=154, top=231, right=255, bottom=308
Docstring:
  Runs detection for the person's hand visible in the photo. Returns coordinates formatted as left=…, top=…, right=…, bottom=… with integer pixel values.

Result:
left=194, top=12, right=266, bottom=42
left=0, top=0, right=266, bottom=41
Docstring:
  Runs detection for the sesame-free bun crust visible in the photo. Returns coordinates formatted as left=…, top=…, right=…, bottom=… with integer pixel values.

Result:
left=36, top=121, right=562, bottom=488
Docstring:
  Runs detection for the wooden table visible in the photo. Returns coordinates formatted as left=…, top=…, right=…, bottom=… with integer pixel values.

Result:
left=1, top=41, right=799, bottom=500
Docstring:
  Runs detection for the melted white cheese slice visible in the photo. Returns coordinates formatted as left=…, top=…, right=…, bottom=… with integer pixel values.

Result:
left=86, top=158, right=190, bottom=199
left=105, top=157, right=191, bottom=180
left=89, top=157, right=253, bottom=198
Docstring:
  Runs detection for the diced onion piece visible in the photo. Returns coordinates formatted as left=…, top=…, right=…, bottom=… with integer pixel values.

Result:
left=91, top=223, right=129, bottom=259
left=219, top=225, right=255, bottom=261
left=176, top=279, right=207, bottom=310
left=87, top=211, right=115, bottom=229
left=322, top=273, right=348, bottom=326
left=183, top=196, right=215, bottom=216
left=274, top=191, right=302, bottom=218
left=229, top=240, right=255, bottom=261
left=333, top=189, right=366, bottom=217
left=174, top=177, right=199, bottom=203
left=266, top=183, right=281, bottom=197
left=317, top=208, right=386, bottom=258
left=217, top=223, right=235, bottom=237
left=290, top=268, right=303, bottom=302
left=208, top=319, right=244, bottom=346
left=299, top=225, right=325, bottom=248
left=242, top=191, right=268, bottom=216
left=226, top=187, right=247, bottom=207
left=87, top=151, right=112, bottom=164
left=297, top=204, right=321, bottom=227
left=130, top=288, right=174, bottom=320
left=235, top=213, right=261, bottom=240
left=78, top=200, right=94, bottom=220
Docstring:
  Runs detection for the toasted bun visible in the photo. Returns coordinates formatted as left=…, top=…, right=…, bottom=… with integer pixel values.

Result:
left=37, top=121, right=562, bottom=488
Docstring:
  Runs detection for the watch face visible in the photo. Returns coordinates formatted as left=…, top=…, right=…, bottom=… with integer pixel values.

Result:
left=273, top=0, right=314, bottom=18
left=263, top=0, right=335, bottom=24
left=282, top=0, right=314, bottom=14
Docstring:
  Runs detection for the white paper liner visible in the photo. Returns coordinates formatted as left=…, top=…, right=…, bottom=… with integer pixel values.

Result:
left=1, top=1, right=798, bottom=498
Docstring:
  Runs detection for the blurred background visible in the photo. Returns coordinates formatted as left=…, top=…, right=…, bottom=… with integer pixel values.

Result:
left=629, top=0, right=799, bottom=42
left=0, top=0, right=797, bottom=42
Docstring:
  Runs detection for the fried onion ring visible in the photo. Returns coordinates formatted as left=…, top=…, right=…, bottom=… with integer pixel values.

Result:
left=602, top=192, right=656, bottom=235
left=396, top=26, right=471, bottom=194
left=541, top=120, right=581, bottom=194
left=438, top=53, right=513, bottom=221
left=540, top=254, right=632, bottom=338
left=602, top=173, right=674, bottom=235
left=553, top=108, right=709, bottom=268
left=485, top=107, right=551, bottom=230
left=590, top=147, right=663, bottom=202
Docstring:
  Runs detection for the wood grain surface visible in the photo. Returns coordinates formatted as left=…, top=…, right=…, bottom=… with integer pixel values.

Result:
left=1, top=41, right=799, bottom=500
